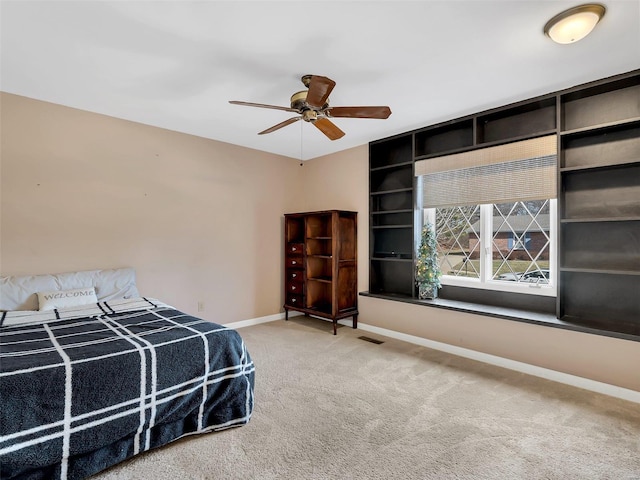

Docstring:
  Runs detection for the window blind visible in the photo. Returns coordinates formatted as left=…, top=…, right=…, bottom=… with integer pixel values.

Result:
left=415, top=135, right=557, bottom=208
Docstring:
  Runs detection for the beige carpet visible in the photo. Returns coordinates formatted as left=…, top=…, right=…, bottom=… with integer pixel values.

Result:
left=92, top=317, right=640, bottom=480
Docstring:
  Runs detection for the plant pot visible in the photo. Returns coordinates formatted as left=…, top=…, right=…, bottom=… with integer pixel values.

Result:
left=418, top=284, right=438, bottom=300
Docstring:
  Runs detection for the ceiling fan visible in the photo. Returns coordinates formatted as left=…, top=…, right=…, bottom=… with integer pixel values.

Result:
left=229, top=75, right=392, bottom=140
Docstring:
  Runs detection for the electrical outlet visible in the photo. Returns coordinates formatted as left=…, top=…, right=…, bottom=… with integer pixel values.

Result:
left=197, top=301, right=205, bottom=312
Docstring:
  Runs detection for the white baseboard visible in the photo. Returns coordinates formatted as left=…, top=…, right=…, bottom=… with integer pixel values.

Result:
left=357, top=323, right=640, bottom=404
left=223, top=311, right=303, bottom=330
left=225, top=313, right=640, bottom=404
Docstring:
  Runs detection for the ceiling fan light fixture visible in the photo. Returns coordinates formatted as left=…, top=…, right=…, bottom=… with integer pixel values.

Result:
left=290, top=90, right=307, bottom=110
left=544, top=3, right=605, bottom=44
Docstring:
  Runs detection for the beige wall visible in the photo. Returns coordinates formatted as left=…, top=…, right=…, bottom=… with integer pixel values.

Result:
left=302, top=150, right=640, bottom=393
left=0, top=93, right=303, bottom=323
left=297, top=145, right=370, bottom=293
left=2, top=92, right=638, bottom=392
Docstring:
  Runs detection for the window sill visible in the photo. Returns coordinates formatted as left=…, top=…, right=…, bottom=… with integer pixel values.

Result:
left=359, top=291, right=640, bottom=343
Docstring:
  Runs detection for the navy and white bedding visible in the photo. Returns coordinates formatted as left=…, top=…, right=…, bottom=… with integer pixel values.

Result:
left=0, top=297, right=255, bottom=480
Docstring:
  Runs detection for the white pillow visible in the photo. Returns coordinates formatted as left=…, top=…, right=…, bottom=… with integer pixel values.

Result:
left=37, top=287, right=98, bottom=311
left=1, top=267, right=139, bottom=311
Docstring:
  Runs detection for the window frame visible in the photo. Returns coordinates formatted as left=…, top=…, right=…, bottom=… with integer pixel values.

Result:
left=422, top=199, right=557, bottom=298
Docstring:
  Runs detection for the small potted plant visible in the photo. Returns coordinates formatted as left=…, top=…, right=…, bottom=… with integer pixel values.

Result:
left=415, top=223, right=442, bottom=299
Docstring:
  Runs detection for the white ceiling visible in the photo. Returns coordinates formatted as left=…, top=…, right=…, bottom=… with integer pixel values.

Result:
left=1, top=1, right=639, bottom=160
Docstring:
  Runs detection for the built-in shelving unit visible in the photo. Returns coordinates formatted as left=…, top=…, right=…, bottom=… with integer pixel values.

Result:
left=558, top=73, right=640, bottom=333
left=366, top=68, right=639, bottom=336
left=476, top=98, right=557, bottom=144
left=414, top=119, right=474, bottom=158
left=369, top=134, right=414, bottom=296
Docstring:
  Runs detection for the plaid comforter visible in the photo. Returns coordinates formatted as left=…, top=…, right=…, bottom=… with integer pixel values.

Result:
left=0, top=298, right=255, bottom=480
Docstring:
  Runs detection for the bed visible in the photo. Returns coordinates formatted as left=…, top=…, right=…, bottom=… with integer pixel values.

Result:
left=0, top=268, right=255, bottom=480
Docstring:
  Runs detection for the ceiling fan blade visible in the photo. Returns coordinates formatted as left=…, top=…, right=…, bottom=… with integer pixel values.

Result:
left=305, top=76, right=336, bottom=108
left=258, top=116, right=301, bottom=135
left=313, top=117, right=345, bottom=140
left=326, top=106, right=392, bottom=119
left=229, top=100, right=298, bottom=113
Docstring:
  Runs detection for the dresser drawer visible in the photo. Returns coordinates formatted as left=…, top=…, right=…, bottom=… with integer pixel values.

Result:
left=286, top=256, right=303, bottom=268
left=286, top=280, right=303, bottom=295
left=285, top=294, right=304, bottom=307
left=286, top=243, right=304, bottom=255
left=286, top=270, right=302, bottom=282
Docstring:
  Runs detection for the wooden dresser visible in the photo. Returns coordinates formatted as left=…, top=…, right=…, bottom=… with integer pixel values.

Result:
left=283, top=210, right=358, bottom=335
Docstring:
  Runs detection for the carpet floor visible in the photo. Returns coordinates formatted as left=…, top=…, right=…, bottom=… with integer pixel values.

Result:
left=91, top=317, right=640, bottom=479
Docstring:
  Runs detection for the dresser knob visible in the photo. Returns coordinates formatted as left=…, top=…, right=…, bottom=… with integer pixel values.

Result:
left=292, top=247, right=297, bottom=251
left=292, top=273, right=297, bottom=278
left=292, top=298, right=297, bottom=303
left=292, top=261, right=297, bottom=265
left=291, top=286, right=296, bottom=290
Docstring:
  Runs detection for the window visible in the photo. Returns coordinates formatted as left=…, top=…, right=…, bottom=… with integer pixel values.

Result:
left=416, top=136, right=557, bottom=297
left=431, top=204, right=481, bottom=279
left=425, top=200, right=555, bottom=294
left=493, top=201, right=550, bottom=285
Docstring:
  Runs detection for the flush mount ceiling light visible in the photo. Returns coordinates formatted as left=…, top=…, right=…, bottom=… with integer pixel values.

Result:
left=544, top=4, right=606, bottom=44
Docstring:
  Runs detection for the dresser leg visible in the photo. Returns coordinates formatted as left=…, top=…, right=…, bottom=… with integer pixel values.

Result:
left=352, top=314, right=358, bottom=329
left=333, top=320, right=337, bottom=335
left=284, top=308, right=289, bottom=321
